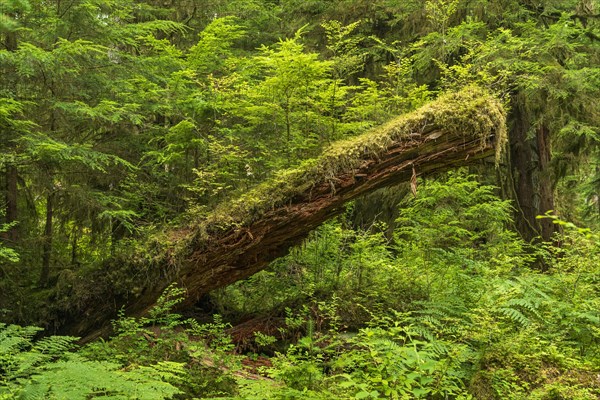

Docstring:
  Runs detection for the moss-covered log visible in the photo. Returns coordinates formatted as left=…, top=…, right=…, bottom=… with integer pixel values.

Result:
left=70, top=87, right=506, bottom=340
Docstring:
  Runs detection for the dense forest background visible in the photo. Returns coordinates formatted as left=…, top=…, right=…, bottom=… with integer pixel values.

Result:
left=1, top=0, right=600, bottom=398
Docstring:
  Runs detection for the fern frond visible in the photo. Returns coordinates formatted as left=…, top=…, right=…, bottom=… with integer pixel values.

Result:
left=429, top=340, right=450, bottom=356
left=574, top=311, right=600, bottom=325
left=512, top=276, right=552, bottom=301
left=505, top=298, right=543, bottom=321
left=33, top=335, right=79, bottom=356
left=410, top=325, right=436, bottom=342
left=369, top=337, right=403, bottom=353
left=24, top=354, right=183, bottom=400
left=0, top=324, right=42, bottom=353
left=499, top=307, right=531, bottom=328
left=1, top=324, right=183, bottom=399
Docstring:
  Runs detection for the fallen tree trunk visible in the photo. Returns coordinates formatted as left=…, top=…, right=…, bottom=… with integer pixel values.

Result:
left=70, top=87, right=506, bottom=340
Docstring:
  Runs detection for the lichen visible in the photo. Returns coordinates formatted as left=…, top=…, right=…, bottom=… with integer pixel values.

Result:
left=190, top=86, right=506, bottom=242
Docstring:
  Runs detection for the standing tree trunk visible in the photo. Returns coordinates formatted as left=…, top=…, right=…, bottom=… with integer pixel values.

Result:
left=39, top=192, right=54, bottom=288
left=509, top=99, right=538, bottom=243
left=4, top=164, right=18, bottom=242
left=509, top=95, right=557, bottom=246
left=536, top=124, right=556, bottom=243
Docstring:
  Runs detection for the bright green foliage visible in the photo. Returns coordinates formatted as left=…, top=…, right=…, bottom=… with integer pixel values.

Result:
left=0, top=286, right=245, bottom=399
left=0, top=0, right=188, bottom=298
left=0, top=218, right=18, bottom=263
left=3, top=173, right=600, bottom=398
left=408, top=0, right=600, bottom=238
left=21, top=356, right=184, bottom=400
left=394, top=171, right=527, bottom=299
left=232, top=30, right=335, bottom=169
left=331, top=320, right=474, bottom=399
left=0, top=323, right=183, bottom=399
left=212, top=171, right=600, bottom=399
left=187, top=16, right=246, bottom=75
left=0, top=1, right=30, bottom=32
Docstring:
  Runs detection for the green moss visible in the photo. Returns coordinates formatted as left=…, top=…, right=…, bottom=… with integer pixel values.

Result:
left=192, top=86, right=506, bottom=240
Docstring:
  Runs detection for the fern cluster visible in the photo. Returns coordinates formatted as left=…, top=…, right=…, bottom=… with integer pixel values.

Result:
left=0, top=323, right=183, bottom=399
left=0, top=286, right=243, bottom=399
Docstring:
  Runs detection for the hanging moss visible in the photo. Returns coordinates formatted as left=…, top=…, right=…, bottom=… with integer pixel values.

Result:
left=193, top=86, right=506, bottom=240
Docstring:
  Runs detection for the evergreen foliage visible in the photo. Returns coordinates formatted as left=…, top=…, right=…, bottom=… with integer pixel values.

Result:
left=2, top=0, right=600, bottom=398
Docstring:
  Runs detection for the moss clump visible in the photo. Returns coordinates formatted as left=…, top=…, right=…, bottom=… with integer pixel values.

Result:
left=192, top=86, right=506, bottom=240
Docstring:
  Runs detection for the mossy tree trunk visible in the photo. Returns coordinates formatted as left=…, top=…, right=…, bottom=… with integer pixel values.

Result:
left=64, top=88, right=506, bottom=340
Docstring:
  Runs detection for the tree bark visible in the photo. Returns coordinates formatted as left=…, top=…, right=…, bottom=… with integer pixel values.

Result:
left=509, top=100, right=538, bottom=242
left=508, top=96, right=556, bottom=245
left=39, top=193, right=54, bottom=288
left=536, top=124, right=556, bottom=243
left=4, top=164, right=19, bottom=242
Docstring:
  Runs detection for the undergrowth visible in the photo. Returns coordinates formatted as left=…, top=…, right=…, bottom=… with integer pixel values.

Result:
left=2, top=172, right=598, bottom=399
left=212, top=171, right=600, bottom=399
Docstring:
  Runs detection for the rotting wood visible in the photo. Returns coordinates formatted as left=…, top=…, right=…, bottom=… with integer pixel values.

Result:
left=67, top=87, right=506, bottom=341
